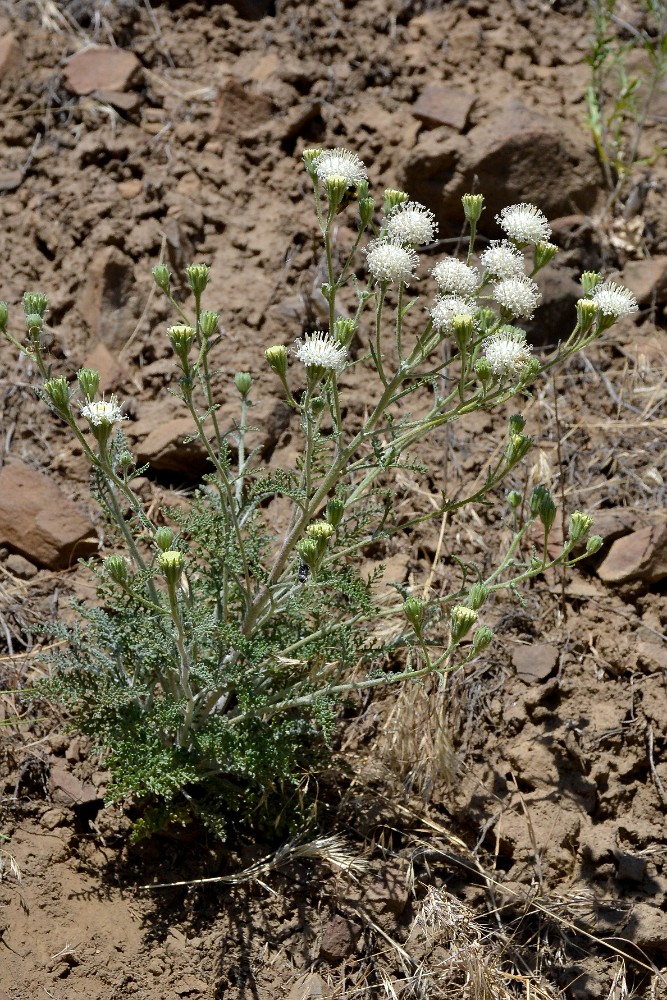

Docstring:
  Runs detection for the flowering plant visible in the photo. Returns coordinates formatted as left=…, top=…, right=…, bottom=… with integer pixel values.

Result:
left=1, top=149, right=637, bottom=838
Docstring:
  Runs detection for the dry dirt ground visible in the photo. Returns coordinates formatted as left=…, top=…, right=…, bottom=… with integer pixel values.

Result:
left=0, top=0, right=667, bottom=997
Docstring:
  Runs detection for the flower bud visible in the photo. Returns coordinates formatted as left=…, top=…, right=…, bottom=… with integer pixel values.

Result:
left=159, top=549, right=184, bottom=586
left=580, top=271, right=603, bottom=296
left=168, top=324, right=195, bottom=364
left=472, top=626, right=494, bottom=654
left=382, top=189, right=409, bottom=214
left=323, top=174, right=349, bottom=208
left=302, top=147, right=324, bottom=175
left=450, top=605, right=478, bottom=644
left=533, top=241, right=559, bottom=271
left=568, top=511, right=594, bottom=544
left=23, top=292, right=48, bottom=317
left=508, top=414, right=526, bottom=436
left=321, top=282, right=334, bottom=302
left=403, top=596, right=425, bottom=634
left=462, top=193, right=484, bottom=224
left=507, top=433, right=532, bottom=464
left=307, top=520, right=334, bottom=540
left=476, top=307, right=497, bottom=333
left=359, top=197, right=375, bottom=229
left=43, top=377, right=71, bottom=412
left=474, top=357, right=493, bottom=390
left=200, top=310, right=219, bottom=339
left=234, top=371, right=252, bottom=397
left=585, top=534, right=604, bottom=555
left=507, top=490, right=522, bottom=509
left=152, top=264, right=171, bottom=294
left=118, top=450, right=134, bottom=471
left=334, top=317, right=357, bottom=347
left=310, top=395, right=326, bottom=415
left=576, top=298, right=597, bottom=332
left=77, top=367, right=100, bottom=402
left=453, top=313, right=475, bottom=350
left=265, top=345, right=288, bottom=380
left=530, top=487, right=557, bottom=535
left=467, top=582, right=489, bottom=611
left=296, top=537, right=319, bottom=570
left=326, top=498, right=345, bottom=527
left=155, top=526, right=175, bottom=552
left=185, top=263, right=210, bottom=297
left=0, top=301, right=7, bottom=331
left=104, top=554, right=128, bottom=585
left=25, top=313, right=43, bottom=335
left=519, top=357, right=541, bottom=385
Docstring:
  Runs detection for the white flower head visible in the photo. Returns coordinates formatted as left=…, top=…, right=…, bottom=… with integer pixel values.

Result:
left=495, top=203, right=551, bottom=245
left=493, top=275, right=541, bottom=319
left=431, top=257, right=480, bottom=297
left=483, top=327, right=533, bottom=376
left=592, top=280, right=639, bottom=318
left=365, top=239, right=420, bottom=285
left=479, top=240, right=525, bottom=279
left=294, top=330, right=348, bottom=375
left=81, top=396, right=126, bottom=427
left=386, top=201, right=437, bottom=247
left=313, top=148, right=367, bottom=186
left=430, top=295, right=476, bottom=335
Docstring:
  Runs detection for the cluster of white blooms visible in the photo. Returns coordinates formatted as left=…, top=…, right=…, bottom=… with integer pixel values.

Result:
left=479, top=240, right=525, bottom=279
left=496, top=203, right=551, bottom=245
left=493, top=275, right=541, bottom=319
left=294, top=330, right=348, bottom=375
left=431, top=258, right=480, bottom=297
left=313, top=148, right=367, bottom=186
left=483, top=327, right=533, bottom=376
left=591, top=281, right=639, bottom=318
left=386, top=201, right=437, bottom=247
left=430, top=295, right=476, bottom=335
left=81, top=397, right=126, bottom=426
left=365, top=239, right=420, bottom=285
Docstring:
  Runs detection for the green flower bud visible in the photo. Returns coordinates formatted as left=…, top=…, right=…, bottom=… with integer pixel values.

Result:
left=77, top=367, right=100, bottom=402
left=333, top=317, right=357, bottom=347
left=307, top=520, right=334, bottom=540
left=323, top=174, right=349, bottom=208
left=530, top=555, right=544, bottom=570
left=509, top=414, right=526, bottom=437
left=303, top=147, right=324, bottom=175
left=168, top=324, right=195, bottom=364
left=310, top=395, right=326, bottom=415
left=25, top=313, right=43, bottom=335
left=159, top=549, right=184, bottom=586
left=265, top=345, right=288, bottom=380
left=382, top=189, right=409, bottom=214
left=585, top=534, right=604, bottom=555
left=474, top=357, right=493, bottom=389
left=519, top=357, right=541, bottom=385
left=462, top=193, right=484, bottom=224
left=355, top=179, right=369, bottom=200
left=43, top=377, right=71, bottom=412
left=576, top=298, right=597, bottom=332
left=234, top=371, right=252, bottom=397
left=321, top=282, right=334, bottom=302
left=155, top=526, right=174, bottom=552
left=403, top=596, right=425, bottom=634
left=296, top=537, right=319, bottom=570
left=359, top=197, right=375, bottom=229
left=326, top=498, right=345, bottom=527
left=568, top=511, right=594, bottom=544
left=472, top=626, right=494, bottom=654
left=453, top=313, right=475, bottom=349
left=507, top=433, right=532, bottom=464
left=507, top=490, right=522, bottom=509
left=533, top=241, right=559, bottom=271
left=23, top=292, right=48, bottom=317
left=152, top=264, right=171, bottom=294
left=580, top=271, right=603, bottom=296
left=185, top=263, right=210, bottom=297
left=118, top=450, right=134, bottom=471
left=530, top=486, right=556, bottom=534
left=467, top=582, right=489, bottom=611
left=104, top=554, right=128, bottom=586
left=450, top=605, right=478, bottom=644
left=0, top=301, right=8, bottom=331
left=200, top=310, right=219, bottom=339
left=476, top=307, right=497, bottom=333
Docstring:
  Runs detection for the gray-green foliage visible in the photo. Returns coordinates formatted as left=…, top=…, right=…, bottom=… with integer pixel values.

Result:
left=0, top=150, right=637, bottom=838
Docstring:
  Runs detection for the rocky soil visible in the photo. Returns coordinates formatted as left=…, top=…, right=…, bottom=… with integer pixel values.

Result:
left=0, top=0, right=666, bottom=998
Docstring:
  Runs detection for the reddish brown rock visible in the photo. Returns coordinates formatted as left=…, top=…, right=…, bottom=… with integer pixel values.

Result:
left=319, top=914, right=362, bottom=963
left=0, top=460, right=97, bottom=570
left=64, top=46, right=141, bottom=96
left=79, top=246, right=139, bottom=353
left=83, top=341, right=132, bottom=394
left=597, top=520, right=667, bottom=585
left=49, top=764, right=100, bottom=806
left=364, top=860, right=408, bottom=915
left=622, top=256, right=667, bottom=305
left=287, top=974, right=331, bottom=1000
left=135, top=416, right=210, bottom=476
left=0, top=33, right=21, bottom=80
left=412, top=84, right=475, bottom=131
left=210, top=77, right=274, bottom=137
